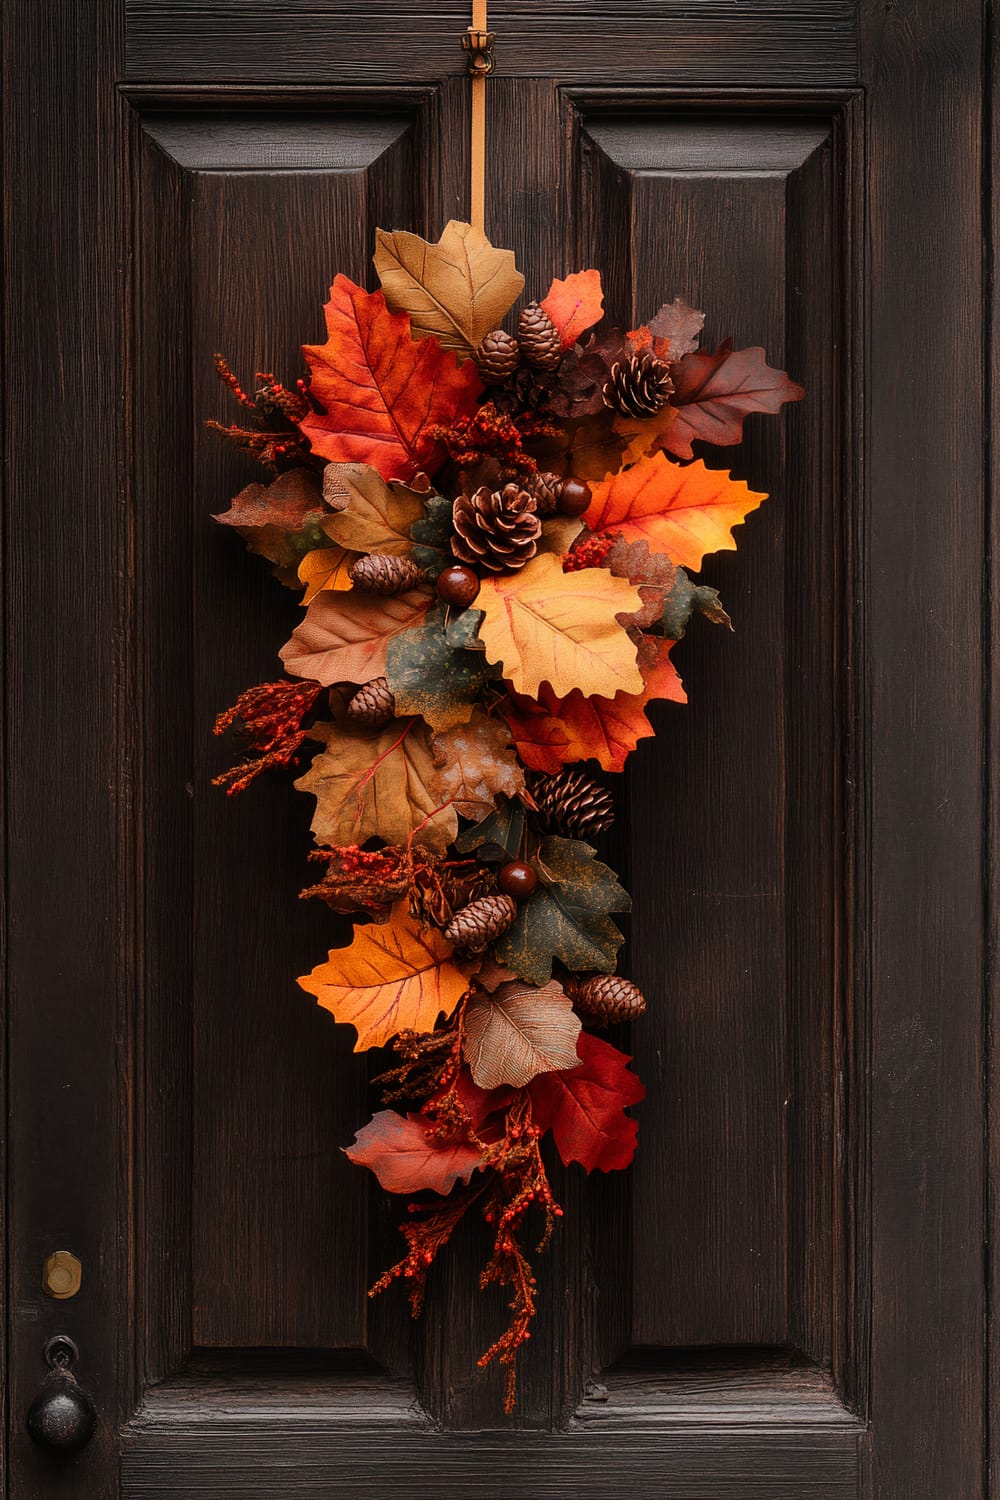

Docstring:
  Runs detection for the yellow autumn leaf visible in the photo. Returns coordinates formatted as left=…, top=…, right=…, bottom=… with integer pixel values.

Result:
left=294, top=719, right=457, bottom=853
left=300, top=901, right=472, bottom=1051
left=475, top=552, right=644, bottom=701
left=297, top=545, right=358, bottom=602
left=373, top=220, right=524, bottom=356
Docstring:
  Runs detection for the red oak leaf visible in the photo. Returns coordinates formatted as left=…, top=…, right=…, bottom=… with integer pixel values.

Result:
left=500, top=636, right=685, bottom=773
left=299, top=275, right=482, bottom=481
left=345, top=1108, right=484, bottom=1195
left=540, top=270, right=604, bottom=352
left=527, top=1032, right=644, bottom=1173
left=662, top=340, right=805, bottom=460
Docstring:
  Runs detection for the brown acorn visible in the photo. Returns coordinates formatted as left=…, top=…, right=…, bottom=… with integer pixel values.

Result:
left=436, top=562, right=481, bottom=608
left=517, top=301, right=562, bottom=371
left=558, top=476, right=593, bottom=517
left=452, top=483, right=541, bottom=574
left=348, top=553, right=427, bottom=594
left=444, top=893, right=518, bottom=954
left=498, top=860, right=538, bottom=902
left=346, top=677, right=395, bottom=729
left=567, top=973, right=647, bottom=1026
left=474, top=328, right=521, bottom=383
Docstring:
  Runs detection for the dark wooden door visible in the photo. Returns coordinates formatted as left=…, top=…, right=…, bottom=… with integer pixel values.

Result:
left=2, top=2, right=990, bottom=1495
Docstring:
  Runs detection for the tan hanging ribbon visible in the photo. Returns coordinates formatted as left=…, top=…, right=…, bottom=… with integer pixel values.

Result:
left=462, top=0, right=494, bottom=233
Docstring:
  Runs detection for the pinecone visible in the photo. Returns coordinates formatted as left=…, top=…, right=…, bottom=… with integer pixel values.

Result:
left=518, top=301, right=562, bottom=371
left=567, top=973, right=647, bottom=1026
left=490, top=363, right=561, bottom=418
left=444, top=893, right=518, bottom=954
left=346, top=677, right=395, bottom=728
left=452, top=483, right=541, bottom=573
left=603, top=351, right=673, bottom=419
left=530, top=470, right=563, bottom=515
left=532, top=768, right=615, bottom=839
left=474, top=328, right=521, bottom=383
left=348, top=553, right=427, bottom=594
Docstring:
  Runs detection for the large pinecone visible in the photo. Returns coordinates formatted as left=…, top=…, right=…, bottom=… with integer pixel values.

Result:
left=346, top=677, right=395, bottom=728
left=452, top=483, right=541, bottom=573
left=474, top=328, right=521, bottom=383
left=532, top=768, right=615, bottom=839
left=603, top=351, right=673, bottom=419
left=348, top=553, right=426, bottom=594
left=444, top=893, right=518, bottom=954
left=567, top=973, right=647, bottom=1025
left=518, top=301, right=562, bottom=371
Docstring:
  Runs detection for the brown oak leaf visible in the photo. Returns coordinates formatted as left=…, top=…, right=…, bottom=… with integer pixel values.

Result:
left=431, top=710, right=526, bottom=820
left=463, top=978, right=582, bottom=1089
left=279, top=588, right=431, bottom=686
left=213, top=467, right=327, bottom=585
left=321, top=463, right=428, bottom=556
left=663, top=341, right=805, bottom=459
left=374, top=220, right=524, bottom=357
left=294, top=719, right=457, bottom=852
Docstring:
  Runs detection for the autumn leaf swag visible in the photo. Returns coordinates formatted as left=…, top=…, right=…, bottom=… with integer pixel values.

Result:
left=210, top=220, right=803, bottom=1411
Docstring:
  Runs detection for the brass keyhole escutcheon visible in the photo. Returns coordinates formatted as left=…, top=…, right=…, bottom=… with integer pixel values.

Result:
left=42, top=1251, right=82, bottom=1300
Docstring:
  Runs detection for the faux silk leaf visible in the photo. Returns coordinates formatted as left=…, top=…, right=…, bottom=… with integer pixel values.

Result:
left=645, top=298, right=705, bottom=359
left=500, top=637, right=686, bottom=774
left=496, top=836, right=630, bottom=985
left=279, top=588, right=431, bottom=686
left=374, top=220, right=524, bottom=357
left=322, top=463, right=428, bottom=556
left=432, top=710, right=526, bottom=819
left=297, top=544, right=358, bottom=602
left=584, top=451, right=766, bottom=572
left=664, top=341, right=805, bottom=460
left=527, top=1032, right=644, bottom=1172
left=475, top=552, right=644, bottom=701
left=214, top=467, right=328, bottom=584
left=294, top=719, right=457, bottom=853
left=298, top=275, right=481, bottom=480
left=384, top=610, right=487, bottom=731
left=463, top=979, right=581, bottom=1089
left=345, top=1108, right=484, bottom=1195
left=661, top=567, right=733, bottom=640
left=453, top=800, right=526, bottom=860
left=299, top=901, right=470, bottom=1050
left=540, top=269, right=605, bottom=352
left=410, top=490, right=456, bottom=579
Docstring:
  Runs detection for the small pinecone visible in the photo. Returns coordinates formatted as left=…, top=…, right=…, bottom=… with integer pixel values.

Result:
left=603, top=351, right=673, bottom=419
left=452, top=483, right=541, bottom=573
left=530, top=470, right=563, bottom=515
left=444, top=893, right=518, bottom=954
left=346, top=676, right=395, bottom=729
left=348, top=553, right=426, bottom=594
left=518, top=301, right=562, bottom=371
left=533, top=768, right=615, bottom=839
left=568, top=973, right=647, bottom=1026
left=491, top=363, right=560, bottom=418
left=474, top=328, right=521, bottom=383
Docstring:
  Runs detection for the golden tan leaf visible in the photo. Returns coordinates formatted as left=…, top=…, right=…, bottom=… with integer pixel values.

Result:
left=373, top=220, right=524, bottom=357
left=432, top=710, right=526, bottom=820
left=279, top=588, right=431, bottom=686
left=463, top=978, right=581, bottom=1089
left=475, top=552, right=644, bottom=700
left=321, top=463, right=427, bottom=555
left=294, top=719, right=457, bottom=853
left=300, top=901, right=472, bottom=1051
left=297, top=545, right=359, bottom=602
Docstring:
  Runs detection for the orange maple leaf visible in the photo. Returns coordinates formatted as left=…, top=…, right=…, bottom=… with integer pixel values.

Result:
left=299, top=901, right=472, bottom=1051
left=500, top=637, right=685, bottom=773
left=299, top=275, right=482, bottom=482
left=540, top=269, right=604, bottom=352
left=584, top=451, right=766, bottom=572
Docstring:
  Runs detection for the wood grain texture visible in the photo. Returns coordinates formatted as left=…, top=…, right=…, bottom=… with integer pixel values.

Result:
left=123, top=2, right=859, bottom=86
left=860, top=0, right=986, bottom=1494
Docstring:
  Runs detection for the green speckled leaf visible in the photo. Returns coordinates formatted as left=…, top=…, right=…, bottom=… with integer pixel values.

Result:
left=453, top=799, right=526, bottom=860
left=496, top=835, right=630, bottom=984
left=384, top=606, right=487, bottom=731
left=444, top=607, right=485, bottom=650
left=410, top=491, right=455, bottom=578
left=661, top=567, right=733, bottom=641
